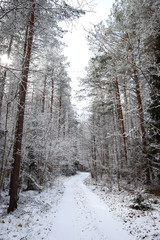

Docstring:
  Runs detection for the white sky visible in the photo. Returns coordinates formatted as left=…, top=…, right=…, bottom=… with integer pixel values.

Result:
left=61, top=0, right=115, bottom=113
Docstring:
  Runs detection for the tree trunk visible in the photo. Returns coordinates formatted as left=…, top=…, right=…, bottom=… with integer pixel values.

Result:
left=42, top=75, right=47, bottom=113
left=126, top=32, right=150, bottom=183
left=131, top=55, right=151, bottom=184
left=115, top=77, right=128, bottom=165
left=0, top=102, right=9, bottom=190
left=8, top=0, right=35, bottom=212
left=50, top=76, right=54, bottom=116
left=92, top=134, right=97, bottom=181
left=58, top=95, right=62, bottom=137
left=113, top=107, right=121, bottom=190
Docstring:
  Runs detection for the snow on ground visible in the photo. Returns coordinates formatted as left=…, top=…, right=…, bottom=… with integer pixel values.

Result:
left=0, top=178, right=65, bottom=240
left=85, top=176, right=160, bottom=240
left=47, top=172, right=135, bottom=240
left=0, top=172, right=160, bottom=240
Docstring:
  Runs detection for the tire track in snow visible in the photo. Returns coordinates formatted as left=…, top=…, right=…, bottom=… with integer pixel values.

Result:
left=72, top=181, right=106, bottom=239
left=47, top=172, right=136, bottom=240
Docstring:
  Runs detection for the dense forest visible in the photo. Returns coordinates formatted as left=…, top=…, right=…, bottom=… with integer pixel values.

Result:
left=0, top=0, right=159, bottom=213
left=83, top=0, right=160, bottom=190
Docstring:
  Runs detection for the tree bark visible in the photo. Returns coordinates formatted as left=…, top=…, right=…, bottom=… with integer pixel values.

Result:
left=126, top=32, right=150, bottom=183
left=0, top=102, right=9, bottom=190
left=50, top=75, right=54, bottom=116
left=115, top=77, right=128, bottom=165
left=8, top=0, right=35, bottom=212
left=131, top=55, right=151, bottom=184
left=42, top=75, right=47, bottom=113
left=58, top=95, right=62, bottom=137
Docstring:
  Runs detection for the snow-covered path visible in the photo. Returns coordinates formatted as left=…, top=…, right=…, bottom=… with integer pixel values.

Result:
left=47, top=172, right=135, bottom=240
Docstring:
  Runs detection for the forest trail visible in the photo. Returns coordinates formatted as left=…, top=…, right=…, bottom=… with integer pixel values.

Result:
left=47, top=172, right=135, bottom=240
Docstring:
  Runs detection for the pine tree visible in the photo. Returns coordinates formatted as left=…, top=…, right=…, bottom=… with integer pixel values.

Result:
left=8, top=0, right=36, bottom=212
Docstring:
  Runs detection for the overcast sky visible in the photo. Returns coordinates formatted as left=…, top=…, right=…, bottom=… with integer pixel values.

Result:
left=62, top=0, right=115, bottom=113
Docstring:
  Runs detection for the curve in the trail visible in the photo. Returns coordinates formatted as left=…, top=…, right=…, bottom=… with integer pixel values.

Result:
left=47, top=172, right=136, bottom=240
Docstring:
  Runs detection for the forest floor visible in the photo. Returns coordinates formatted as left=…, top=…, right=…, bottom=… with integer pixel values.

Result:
left=0, top=172, right=160, bottom=240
